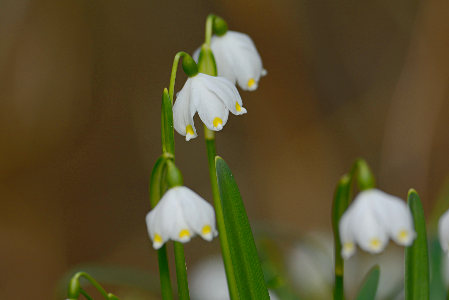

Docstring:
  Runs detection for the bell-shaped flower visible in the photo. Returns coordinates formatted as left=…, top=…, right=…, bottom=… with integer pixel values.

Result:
left=146, top=186, right=218, bottom=249
left=194, top=31, right=266, bottom=91
left=173, top=73, right=246, bottom=141
left=439, top=209, right=449, bottom=254
left=339, top=189, right=416, bottom=259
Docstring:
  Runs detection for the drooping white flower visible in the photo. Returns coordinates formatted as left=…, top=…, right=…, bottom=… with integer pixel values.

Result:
left=439, top=209, right=449, bottom=254
left=339, top=189, right=416, bottom=259
left=173, top=73, right=246, bottom=141
left=194, top=31, right=266, bottom=91
left=146, top=186, right=218, bottom=249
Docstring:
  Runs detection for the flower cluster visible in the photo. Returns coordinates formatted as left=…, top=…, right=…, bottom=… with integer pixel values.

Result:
left=146, top=186, right=218, bottom=249
left=339, top=189, right=416, bottom=259
left=173, top=27, right=265, bottom=141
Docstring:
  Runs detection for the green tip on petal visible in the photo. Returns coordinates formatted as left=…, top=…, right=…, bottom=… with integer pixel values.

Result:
left=213, top=16, right=228, bottom=36
left=181, top=54, right=198, bottom=77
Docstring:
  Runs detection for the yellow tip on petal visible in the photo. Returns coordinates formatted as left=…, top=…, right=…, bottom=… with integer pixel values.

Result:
left=202, top=225, right=212, bottom=235
left=186, top=125, right=194, bottom=136
left=370, top=238, right=381, bottom=250
left=343, top=242, right=354, bottom=253
left=398, top=230, right=409, bottom=243
left=213, top=117, right=223, bottom=128
left=154, top=234, right=162, bottom=244
left=179, top=229, right=190, bottom=239
left=247, top=78, right=256, bottom=88
left=235, top=102, right=242, bottom=112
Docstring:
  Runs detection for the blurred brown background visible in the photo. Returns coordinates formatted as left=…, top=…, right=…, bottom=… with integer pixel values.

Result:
left=0, top=0, right=448, bottom=298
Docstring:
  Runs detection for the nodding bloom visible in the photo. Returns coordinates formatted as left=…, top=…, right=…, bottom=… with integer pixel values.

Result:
left=194, top=31, right=266, bottom=91
left=146, top=186, right=218, bottom=249
left=173, top=73, right=246, bottom=141
left=339, top=189, right=416, bottom=259
left=439, top=209, right=449, bottom=255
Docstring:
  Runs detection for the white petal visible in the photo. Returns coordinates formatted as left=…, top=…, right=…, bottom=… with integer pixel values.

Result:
left=339, top=209, right=356, bottom=259
left=201, top=75, right=246, bottom=115
left=211, top=31, right=265, bottom=91
left=146, top=209, right=165, bottom=249
left=439, top=209, right=449, bottom=253
left=191, top=74, right=229, bottom=131
left=176, top=187, right=218, bottom=241
left=350, top=196, right=389, bottom=254
left=173, top=79, right=198, bottom=141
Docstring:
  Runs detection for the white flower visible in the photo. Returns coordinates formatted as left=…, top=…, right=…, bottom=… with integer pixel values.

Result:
left=339, top=189, right=416, bottom=259
left=439, top=209, right=449, bottom=254
left=194, top=31, right=266, bottom=91
left=146, top=186, right=218, bottom=249
left=173, top=73, right=246, bottom=141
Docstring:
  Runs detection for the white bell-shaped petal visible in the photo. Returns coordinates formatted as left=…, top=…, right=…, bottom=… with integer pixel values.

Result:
left=338, top=188, right=415, bottom=259
left=439, top=209, right=449, bottom=254
left=173, top=73, right=245, bottom=139
left=173, top=79, right=198, bottom=141
left=194, top=31, right=266, bottom=91
left=146, top=186, right=218, bottom=249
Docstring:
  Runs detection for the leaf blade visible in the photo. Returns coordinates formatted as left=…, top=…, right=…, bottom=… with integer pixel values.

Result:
left=215, top=156, right=270, bottom=300
left=355, top=265, right=380, bottom=300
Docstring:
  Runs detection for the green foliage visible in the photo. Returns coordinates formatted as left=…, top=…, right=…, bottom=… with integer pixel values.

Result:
left=215, top=157, right=270, bottom=300
left=355, top=265, right=380, bottom=300
left=405, top=189, right=429, bottom=300
left=161, top=88, right=175, bottom=156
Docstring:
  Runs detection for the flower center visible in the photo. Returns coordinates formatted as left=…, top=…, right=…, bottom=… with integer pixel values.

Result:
left=235, top=102, right=242, bottom=112
left=179, top=229, right=191, bottom=239
left=369, top=238, right=381, bottom=250
left=213, top=117, right=223, bottom=128
left=398, top=229, right=409, bottom=243
left=247, top=78, right=256, bottom=88
left=186, top=125, right=194, bottom=136
left=154, top=234, right=162, bottom=244
left=202, top=225, right=212, bottom=235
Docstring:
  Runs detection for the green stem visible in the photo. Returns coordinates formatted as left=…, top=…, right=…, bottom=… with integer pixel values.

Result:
left=80, top=288, right=93, bottom=300
left=69, top=272, right=110, bottom=299
left=149, top=156, right=173, bottom=300
left=332, top=174, right=351, bottom=300
left=174, top=242, right=190, bottom=300
left=169, top=51, right=188, bottom=103
left=205, top=137, right=239, bottom=300
left=205, top=14, right=215, bottom=47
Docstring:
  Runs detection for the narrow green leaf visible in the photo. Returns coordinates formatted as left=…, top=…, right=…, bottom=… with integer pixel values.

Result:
left=355, top=265, right=380, bottom=300
left=332, top=174, right=351, bottom=300
left=161, top=88, right=175, bottom=156
left=429, top=238, right=446, bottom=299
left=405, top=189, right=429, bottom=300
left=215, top=157, right=270, bottom=300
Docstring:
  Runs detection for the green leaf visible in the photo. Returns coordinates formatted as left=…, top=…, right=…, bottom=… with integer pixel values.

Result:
left=215, top=157, right=270, bottom=300
left=429, top=237, right=446, bottom=300
left=405, top=189, right=430, bottom=300
left=332, top=174, right=351, bottom=300
left=355, top=265, right=380, bottom=300
left=161, top=88, right=175, bottom=156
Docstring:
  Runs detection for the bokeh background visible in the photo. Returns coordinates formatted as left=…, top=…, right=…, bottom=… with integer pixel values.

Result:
left=1, top=0, right=448, bottom=298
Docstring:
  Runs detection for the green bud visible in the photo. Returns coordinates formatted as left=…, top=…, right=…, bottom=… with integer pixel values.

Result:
left=354, top=159, right=376, bottom=191
left=213, top=16, right=228, bottom=36
left=166, top=161, right=184, bottom=187
left=181, top=54, right=198, bottom=77
left=197, top=45, right=217, bottom=76
left=67, top=274, right=81, bottom=298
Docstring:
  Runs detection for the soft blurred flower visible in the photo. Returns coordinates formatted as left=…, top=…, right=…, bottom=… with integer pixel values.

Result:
left=339, top=189, right=416, bottom=259
left=190, top=255, right=279, bottom=300
left=173, top=73, right=246, bottom=141
left=194, top=31, right=266, bottom=91
left=439, top=209, right=449, bottom=254
left=145, top=186, right=218, bottom=249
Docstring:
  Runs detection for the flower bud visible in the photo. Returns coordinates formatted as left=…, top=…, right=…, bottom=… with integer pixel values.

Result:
left=166, top=161, right=183, bottom=187
left=213, top=16, right=228, bottom=36
left=181, top=54, right=199, bottom=77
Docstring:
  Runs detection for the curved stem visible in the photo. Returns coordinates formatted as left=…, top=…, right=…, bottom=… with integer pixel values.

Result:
left=169, top=51, right=188, bottom=103
left=80, top=288, right=93, bottom=300
left=72, top=272, right=110, bottom=299
left=205, top=137, right=239, bottom=299
left=205, top=14, right=215, bottom=47
left=174, top=242, right=190, bottom=300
